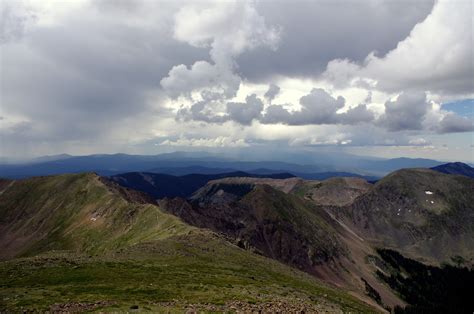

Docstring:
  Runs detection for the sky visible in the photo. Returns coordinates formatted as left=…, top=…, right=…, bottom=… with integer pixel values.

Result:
left=0, top=0, right=473, bottom=162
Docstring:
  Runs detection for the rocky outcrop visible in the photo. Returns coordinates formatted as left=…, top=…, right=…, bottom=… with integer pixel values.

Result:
left=161, top=182, right=347, bottom=274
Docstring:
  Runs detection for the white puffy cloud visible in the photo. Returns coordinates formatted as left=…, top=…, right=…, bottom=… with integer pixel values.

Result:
left=323, top=0, right=472, bottom=97
left=173, top=1, right=279, bottom=61
left=160, top=61, right=240, bottom=99
left=161, top=0, right=280, bottom=101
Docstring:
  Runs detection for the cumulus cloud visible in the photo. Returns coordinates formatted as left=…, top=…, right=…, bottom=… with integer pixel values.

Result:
left=338, top=104, right=375, bottom=125
left=177, top=93, right=264, bottom=125
left=173, top=1, right=279, bottom=60
left=161, top=0, right=279, bottom=102
left=261, top=88, right=374, bottom=126
left=226, top=94, right=264, bottom=125
left=160, top=0, right=281, bottom=131
left=323, top=0, right=472, bottom=97
left=374, top=91, right=473, bottom=134
left=270, top=88, right=345, bottom=125
left=378, top=92, right=431, bottom=131
left=160, top=61, right=240, bottom=99
left=238, top=0, right=434, bottom=81
left=264, top=84, right=280, bottom=103
left=437, top=113, right=474, bottom=133
left=178, top=87, right=471, bottom=133
left=0, top=0, right=471, bottom=161
left=176, top=87, right=376, bottom=127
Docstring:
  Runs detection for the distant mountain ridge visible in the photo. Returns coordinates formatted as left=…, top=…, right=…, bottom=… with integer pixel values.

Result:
left=0, top=152, right=459, bottom=179
left=109, top=171, right=295, bottom=199
left=431, top=162, right=474, bottom=178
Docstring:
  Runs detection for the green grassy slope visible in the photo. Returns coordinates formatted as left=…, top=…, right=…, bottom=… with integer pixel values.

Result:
left=0, top=173, right=193, bottom=259
left=0, top=234, right=377, bottom=312
left=0, top=173, right=378, bottom=312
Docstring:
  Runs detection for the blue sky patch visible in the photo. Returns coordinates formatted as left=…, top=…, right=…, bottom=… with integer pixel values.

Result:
left=442, top=99, right=474, bottom=117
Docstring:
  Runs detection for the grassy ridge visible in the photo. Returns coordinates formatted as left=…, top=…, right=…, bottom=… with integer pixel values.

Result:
left=0, top=173, right=378, bottom=312
left=0, top=173, right=193, bottom=258
left=0, top=233, right=377, bottom=312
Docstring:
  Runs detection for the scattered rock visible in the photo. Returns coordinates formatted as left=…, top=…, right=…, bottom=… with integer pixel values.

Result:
left=50, top=301, right=115, bottom=312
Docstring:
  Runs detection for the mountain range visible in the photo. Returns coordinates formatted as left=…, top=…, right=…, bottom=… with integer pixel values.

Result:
left=0, top=151, right=459, bottom=180
left=0, top=161, right=473, bottom=312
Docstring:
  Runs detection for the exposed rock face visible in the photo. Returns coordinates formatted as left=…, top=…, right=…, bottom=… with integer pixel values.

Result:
left=160, top=182, right=347, bottom=274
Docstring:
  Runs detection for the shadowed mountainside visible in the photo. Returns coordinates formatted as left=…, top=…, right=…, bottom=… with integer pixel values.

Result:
left=108, top=171, right=295, bottom=200
left=161, top=181, right=347, bottom=274
left=431, top=162, right=474, bottom=178
left=336, top=169, right=474, bottom=265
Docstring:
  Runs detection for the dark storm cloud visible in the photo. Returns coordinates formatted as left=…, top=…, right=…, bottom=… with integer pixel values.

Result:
left=378, top=92, right=431, bottom=132
left=260, top=89, right=373, bottom=126
left=262, top=88, right=345, bottom=125
left=226, top=95, right=264, bottom=125
left=237, top=0, right=435, bottom=81
left=437, top=114, right=474, bottom=133
left=264, top=84, right=280, bottom=103
left=177, top=94, right=264, bottom=125
left=178, top=88, right=375, bottom=126
left=1, top=3, right=208, bottom=144
left=338, top=104, right=375, bottom=125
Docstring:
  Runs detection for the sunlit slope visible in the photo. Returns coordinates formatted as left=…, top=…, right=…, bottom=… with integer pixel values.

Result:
left=0, top=233, right=378, bottom=312
left=0, top=173, right=193, bottom=259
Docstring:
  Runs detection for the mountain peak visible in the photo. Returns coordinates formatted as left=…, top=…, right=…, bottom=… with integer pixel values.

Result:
left=431, top=162, right=474, bottom=178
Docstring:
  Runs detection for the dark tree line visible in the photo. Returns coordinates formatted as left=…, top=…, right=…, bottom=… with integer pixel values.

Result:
left=376, top=249, right=474, bottom=314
